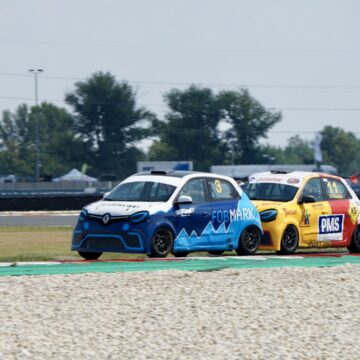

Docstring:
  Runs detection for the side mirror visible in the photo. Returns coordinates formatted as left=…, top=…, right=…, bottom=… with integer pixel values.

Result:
left=175, top=195, right=193, bottom=204
left=299, top=194, right=316, bottom=204
left=102, top=191, right=110, bottom=199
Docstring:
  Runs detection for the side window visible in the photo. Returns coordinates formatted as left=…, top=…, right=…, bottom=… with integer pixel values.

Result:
left=207, top=178, right=238, bottom=201
left=302, top=178, right=324, bottom=202
left=148, top=183, right=176, bottom=202
left=178, top=178, right=206, bottom=203
left=323, top=178, right=350, bottom=200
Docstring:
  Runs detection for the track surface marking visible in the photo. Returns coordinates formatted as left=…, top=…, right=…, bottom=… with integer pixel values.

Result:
left=1, top=254, right=360, bottom=276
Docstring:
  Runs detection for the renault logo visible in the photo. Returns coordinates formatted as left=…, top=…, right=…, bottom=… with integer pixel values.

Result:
left=102, top=213, right=111, bottom=225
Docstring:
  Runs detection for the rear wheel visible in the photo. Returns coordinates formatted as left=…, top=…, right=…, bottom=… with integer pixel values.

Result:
left=236, top=226, right=261, bottom=255
left=277, top=225, right=298, bottom=255
left=78, top=251, right=103, bottom=260
left=148, top=228, right=173, bottom=258
left=348, top=225, right=360, bottom=253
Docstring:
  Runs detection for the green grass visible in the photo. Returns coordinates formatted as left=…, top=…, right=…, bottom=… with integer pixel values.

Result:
left=0, top=226, right=229, bottom=262
left=0, top=226, right=345, bottom=262
left=0, top=226, right=150, bottom=262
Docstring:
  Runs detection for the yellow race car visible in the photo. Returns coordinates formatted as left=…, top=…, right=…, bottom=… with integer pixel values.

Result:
left=243, top=170, right=360, bottom=254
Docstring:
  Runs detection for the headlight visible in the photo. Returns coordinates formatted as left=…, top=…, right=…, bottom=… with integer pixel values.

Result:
left=130, top=211, right=149, bottom=223
left=79, top=209, right=88, bottom=221
left=260, top=209, right=278, bottom=222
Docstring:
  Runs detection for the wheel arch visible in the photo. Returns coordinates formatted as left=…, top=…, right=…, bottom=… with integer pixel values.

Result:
left=236, top=224, right=262, bottom=255
left=238, top=223, right=263, bottom=246
left=281, top=220, right=302, bottom=247
left=147, top=222, right=177, bottom=253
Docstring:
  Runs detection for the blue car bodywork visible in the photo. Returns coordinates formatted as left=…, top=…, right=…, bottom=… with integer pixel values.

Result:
left=71, top=172, right=262, bottom=257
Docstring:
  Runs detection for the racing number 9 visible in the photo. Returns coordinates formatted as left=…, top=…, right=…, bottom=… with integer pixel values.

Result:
left=214, top=179, right=222, bottom=193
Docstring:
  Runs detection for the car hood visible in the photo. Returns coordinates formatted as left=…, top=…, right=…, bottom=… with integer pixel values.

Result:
left=85, top=200, right=164, bottom=217
left=251, top=200, right=285, bottom=212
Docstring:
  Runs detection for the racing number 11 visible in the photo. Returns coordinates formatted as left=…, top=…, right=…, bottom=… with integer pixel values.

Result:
left=327, top=181, right=338, bottom=195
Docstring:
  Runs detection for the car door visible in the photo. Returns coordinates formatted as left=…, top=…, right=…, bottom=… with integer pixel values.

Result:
left=206, top=177, right=240, bottom=250
left=299, top=177, right=331, bottom=243
left=174, top=177, right=212, bottom=251
left=322, top=177, right=354, bottom=245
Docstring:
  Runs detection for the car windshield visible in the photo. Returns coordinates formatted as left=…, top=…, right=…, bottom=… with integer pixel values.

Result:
left=243, top=182, right=298, bottom=202
left=104, top=181, right=176, bottom=202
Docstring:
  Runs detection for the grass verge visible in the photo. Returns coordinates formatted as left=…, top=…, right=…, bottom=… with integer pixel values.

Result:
left=0, top=226, right=147, bottom=262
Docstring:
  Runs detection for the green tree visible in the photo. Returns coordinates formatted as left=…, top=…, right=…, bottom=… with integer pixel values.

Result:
left=0, top=103, right=84, bottom=178
left=148, top=86, right=225, bottom=171
left=65, top=72, right=154, bottom=177
left=259, top=135, right=314, bottom=165
left=0, top=105, right=33, bottom=177
left=320, top=126, right=360, bottom=175
left=284, top=135, right=314, bottom=164
left=217, top=89, right=281, bottom=164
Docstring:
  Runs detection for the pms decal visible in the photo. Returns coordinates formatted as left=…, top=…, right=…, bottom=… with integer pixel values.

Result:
left=317, top=214, right=344, bottom=241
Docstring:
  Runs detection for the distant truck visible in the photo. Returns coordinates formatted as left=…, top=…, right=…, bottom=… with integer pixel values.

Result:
left=0, top=174, right=17, bottom=183
left=137, top=161, right=193, bottom=172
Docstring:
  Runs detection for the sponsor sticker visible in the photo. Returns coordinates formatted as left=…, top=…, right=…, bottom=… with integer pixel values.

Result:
left=212, top=208, right=255, bottom=223
left=348, top=203, right=359, bottom=224
left=317, top=214, right=344, bottom=241
left=176, top=208, right=195, bottom=217
left=287, top=178, right=300, bottom=184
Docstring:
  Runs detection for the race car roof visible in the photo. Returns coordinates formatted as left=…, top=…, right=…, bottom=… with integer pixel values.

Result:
left=135, top=170, right=200, bottom=178
left=248, top=170, right=341, bottom=187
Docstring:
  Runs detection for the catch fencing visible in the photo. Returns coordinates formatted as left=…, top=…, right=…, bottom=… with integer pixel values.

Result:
left=0, top=181, right=118, bottom=211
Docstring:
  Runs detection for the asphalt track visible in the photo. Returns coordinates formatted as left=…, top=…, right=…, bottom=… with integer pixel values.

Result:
left=1, top=254, right=360, bottom=276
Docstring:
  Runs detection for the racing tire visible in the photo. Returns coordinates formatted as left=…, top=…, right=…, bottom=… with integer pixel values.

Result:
left=208, top=251, right=224, bottom=256
left=347, top=225, right=360, bottom=253
left=78, top=251, right=103, bottom=260
left=276, top=225, right=299, bottom=255
left=148, top=228, right=174, bottom=258
left=173, top=252, right=189, bottom=258
left=236, top=226, right=261, bottom=255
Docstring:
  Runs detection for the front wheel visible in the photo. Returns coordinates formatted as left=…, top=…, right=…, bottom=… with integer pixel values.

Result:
left=78, top=251, right=103, bottom=260
left=148, top=228, right=173, bottom=258
left=276, top=225, right=299, bottom=255
left=348, top=225, right=360, bottom=253
left=236, top=226, right=261, bottom=255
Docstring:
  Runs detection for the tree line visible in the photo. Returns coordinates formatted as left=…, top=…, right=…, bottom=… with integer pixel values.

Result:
left=0, top=71, right=359, bottom=180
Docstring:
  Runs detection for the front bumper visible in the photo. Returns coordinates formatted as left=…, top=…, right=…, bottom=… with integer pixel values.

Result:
left=71, top=218, right=148, bottom=254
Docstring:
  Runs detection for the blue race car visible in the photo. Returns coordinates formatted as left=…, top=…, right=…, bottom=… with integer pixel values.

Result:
left=71, top=171, right=262, bottom=259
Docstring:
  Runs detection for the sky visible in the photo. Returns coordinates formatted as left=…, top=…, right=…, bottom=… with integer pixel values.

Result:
left=0, top=0, right=359, bottom=148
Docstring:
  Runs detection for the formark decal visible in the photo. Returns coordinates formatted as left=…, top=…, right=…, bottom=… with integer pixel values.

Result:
left=212, top=208, right=255, bottom=223
left=317, top=214, right=344, bottom=241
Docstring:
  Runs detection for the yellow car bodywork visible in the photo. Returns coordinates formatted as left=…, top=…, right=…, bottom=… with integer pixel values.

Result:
left=248, top=172, right=360, bottom=252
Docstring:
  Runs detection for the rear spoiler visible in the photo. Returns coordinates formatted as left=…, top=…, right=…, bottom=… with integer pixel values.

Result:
left=350, top=172, right=360, bottom=184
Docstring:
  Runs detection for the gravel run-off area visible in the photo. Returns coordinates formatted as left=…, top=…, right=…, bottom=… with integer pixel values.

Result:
left=1, top=264, right=360, bottom=360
